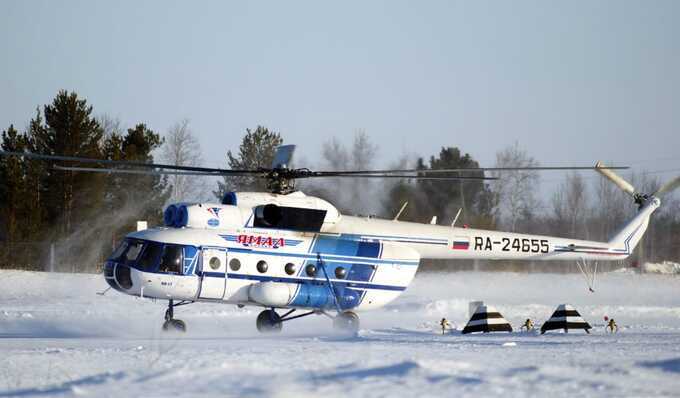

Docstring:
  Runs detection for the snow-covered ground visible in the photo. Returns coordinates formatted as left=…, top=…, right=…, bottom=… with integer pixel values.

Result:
left=1, top=269, right=679, bottom=397
left=643, top=261, right=680, bottom=275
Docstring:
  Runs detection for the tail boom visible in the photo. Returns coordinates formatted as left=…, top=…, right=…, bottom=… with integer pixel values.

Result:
left=331, top=198, right=660, bottom=262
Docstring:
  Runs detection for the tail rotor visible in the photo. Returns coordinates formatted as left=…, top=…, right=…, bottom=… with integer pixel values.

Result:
left=595, top=161, right=680, bottom=207
left=595, top=161, right=647, bottom=206
left=652, top=176, right=680, bottom=198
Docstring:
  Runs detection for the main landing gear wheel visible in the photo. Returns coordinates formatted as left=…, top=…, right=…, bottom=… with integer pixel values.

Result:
left=333, top=311, right=360, bottom=334
left=256, top=309, right=283, bottom=333
left=162, top=319, right=187, bottom=332
left=162, top=299, right=187, bottom=333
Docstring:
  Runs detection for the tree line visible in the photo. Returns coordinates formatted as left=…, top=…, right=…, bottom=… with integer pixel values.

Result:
left=216, top=128, right=680, bottom=272
left=0, top=91, right=171, bottom=271
left=2, top=91, right=679, bottom=272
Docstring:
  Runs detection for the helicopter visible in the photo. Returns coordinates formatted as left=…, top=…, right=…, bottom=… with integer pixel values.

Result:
left=1, top=145, right=678, bottom=334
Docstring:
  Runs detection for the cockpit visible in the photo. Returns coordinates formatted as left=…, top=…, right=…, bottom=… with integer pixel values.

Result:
left=108, top=238, right=199, bottom=274
left=104, top=238, right=199, bottom=292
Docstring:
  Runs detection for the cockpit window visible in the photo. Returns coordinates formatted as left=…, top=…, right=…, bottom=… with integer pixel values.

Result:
left=138, top=242, right=162, bottom=272
left=109, top=239, right=144, bottom=265
left=109, top=239, right=196, bottom=275
left=123, top=241, right=144, bottom=265
left=159, top=245, right=183, bottom=274
left=109, top=240, right=129, bottom=261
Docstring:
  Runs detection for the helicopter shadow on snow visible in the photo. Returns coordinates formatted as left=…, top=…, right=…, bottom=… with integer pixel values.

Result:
left=0, top=371, right=128, bottom=398
left=0, top=317, right=115, bottom=339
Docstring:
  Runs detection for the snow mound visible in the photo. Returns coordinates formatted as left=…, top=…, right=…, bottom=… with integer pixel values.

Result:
left=642, top=261, right=680, bottom=274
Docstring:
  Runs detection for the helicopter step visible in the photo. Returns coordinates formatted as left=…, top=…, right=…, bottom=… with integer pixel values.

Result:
left=162, top=299, right=190, bottom=332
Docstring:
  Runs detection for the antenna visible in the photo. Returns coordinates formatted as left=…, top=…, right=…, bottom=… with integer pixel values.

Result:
left=393, top=202, right=408, bottom=221
left=451, top=208, right=462, bottom=227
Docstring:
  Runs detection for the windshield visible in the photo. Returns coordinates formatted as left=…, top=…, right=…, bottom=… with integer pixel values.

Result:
left=137, top=242, right=162, bottom=272
left=123, top=241, right=144, bottom=265
left=109, top=239, right=144, bottom=265
left=109, top=240, right=129, bottom=261
left=109, top=239, right=197, bottom=275
left=159, top=245, right=183, bottom=274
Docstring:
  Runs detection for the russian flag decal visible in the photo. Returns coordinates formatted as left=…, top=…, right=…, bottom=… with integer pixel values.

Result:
left=452, top=237, right=470, bottom=250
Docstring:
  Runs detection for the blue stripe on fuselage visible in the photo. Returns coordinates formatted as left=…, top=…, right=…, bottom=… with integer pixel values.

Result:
left=226, top=273, right=406, bottom=292
left=227, top=247, right=418, bottom=266
left=331, top=233, right=449, bottom=246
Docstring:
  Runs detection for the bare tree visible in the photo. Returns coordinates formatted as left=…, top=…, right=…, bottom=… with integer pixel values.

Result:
left=351, top=130, right=376, bottom=170
left=592, top=172, right=628, bottom=241
left=322, top=137, right=350, bottom=170
left=349, top=130, right=378, bottom=213
left=161, top=119, right=205, bottom=203
left=551, top=172, right=588, bottom=238
left=314, top=130, right=378, bottom=215
left=98, top=114, right=123, bottom=139
left=491, top=142, right=540, bottom=232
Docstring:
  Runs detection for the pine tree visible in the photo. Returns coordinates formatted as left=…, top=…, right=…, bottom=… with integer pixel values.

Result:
left=385, top=147, right=492, bottom=227
left=214, top=126, right=283, bottom=200
left=24, top=111, right=48, bottom=241
left=0, top=122, right=47, bottom=269
left=31, top=90, right=105, bottom=238
left=103, top=123, right=170, bottom=244
left=120, top=123, right=170, bottom=222
left=0, top=125, right=28, bottom=245
left=418, top=147, right=490, bottom=226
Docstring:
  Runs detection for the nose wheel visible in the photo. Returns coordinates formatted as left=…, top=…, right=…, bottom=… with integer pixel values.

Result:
left=162, top=299, right=189, bottom=333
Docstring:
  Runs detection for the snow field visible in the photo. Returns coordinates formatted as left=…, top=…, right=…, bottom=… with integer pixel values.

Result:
left=0, top=270, right=679, bottom=397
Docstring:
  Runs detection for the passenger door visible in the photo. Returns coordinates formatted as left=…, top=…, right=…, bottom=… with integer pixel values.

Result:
left=198, top=248, right=227, bottom=300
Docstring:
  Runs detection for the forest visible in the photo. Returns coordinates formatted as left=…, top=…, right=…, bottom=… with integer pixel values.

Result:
left=2, top=91, right=679, bottom=272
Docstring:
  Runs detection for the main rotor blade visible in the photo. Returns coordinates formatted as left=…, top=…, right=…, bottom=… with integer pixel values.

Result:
left=53, top=165, right=249, bottom=177
left=0, top=150, right=263, bottom=175
left=310, top=165, right=629, bottom=175
left=301, top=174, right=497, bottom=181
left=653, top=176, right=680, bottom=197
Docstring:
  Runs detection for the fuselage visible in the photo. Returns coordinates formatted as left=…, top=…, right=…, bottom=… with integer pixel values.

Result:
left=104, top=227, right=420, bottom=312
left=104, top=192, right=659, bottom=313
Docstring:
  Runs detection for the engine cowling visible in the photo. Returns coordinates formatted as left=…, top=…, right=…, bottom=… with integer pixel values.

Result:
left=222, top=191, right=341, bottom=227
left=163, top=203, right=248, bottom=229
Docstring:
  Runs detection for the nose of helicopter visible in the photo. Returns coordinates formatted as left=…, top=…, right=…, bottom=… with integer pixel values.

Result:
left=103, top=261, right=133, bottom=292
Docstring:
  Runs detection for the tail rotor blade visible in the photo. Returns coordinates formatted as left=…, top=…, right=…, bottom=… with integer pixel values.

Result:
left=654, top=176, right=680, bottom=197
left=595, top=161, right=636, bottom=196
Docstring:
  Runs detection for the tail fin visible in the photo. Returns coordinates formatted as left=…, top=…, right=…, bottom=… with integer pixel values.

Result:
left=595, top=161, right=667, bottom=254
left=607, top=198, right=660, bottom=254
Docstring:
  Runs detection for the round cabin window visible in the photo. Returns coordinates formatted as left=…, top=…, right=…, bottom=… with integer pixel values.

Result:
left=229, top=258, right=241, bottom=271
left=335, top=267, right=346, bottom=279
left=209, top=257, right=221, bottom=270
left=305, top=264, right=317, bottom=277
left=284, top=263, right=296, bottom=275
left=256, top=260, right=268, bottom=273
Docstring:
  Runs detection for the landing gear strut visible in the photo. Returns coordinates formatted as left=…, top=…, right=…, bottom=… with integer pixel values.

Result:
left=253, top=308, right=361, bottom=335
left=162, top=299, right=189, bottom=332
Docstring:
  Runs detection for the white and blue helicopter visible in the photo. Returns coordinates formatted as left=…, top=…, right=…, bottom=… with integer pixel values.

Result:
left=3, top=146, right=678, bottom=333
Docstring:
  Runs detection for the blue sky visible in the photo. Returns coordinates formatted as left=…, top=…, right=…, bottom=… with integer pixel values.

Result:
left=2, top=1, right=679, bottom=185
